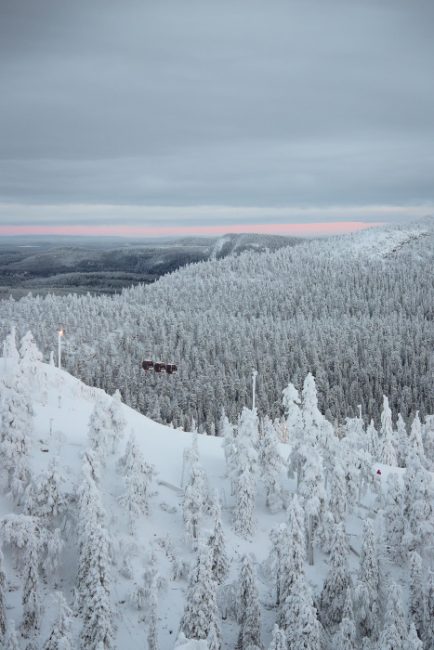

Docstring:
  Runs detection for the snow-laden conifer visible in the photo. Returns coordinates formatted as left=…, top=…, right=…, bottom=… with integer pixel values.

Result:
left=404, top=622, right=423, bottom=650
left=297, top=445, right=325, bottom=565
left=284, top=574, right=321, bottom=650
left=183, top=461, right=207, bottom=546
left=378, top=583, right=407, bottom=650
left=366, top=420, right=380, bottom=459
left=424, top=572, right=434, bottom=650
left=327, top=459, right=348, bottom=523
left=408, top=412, right=425, bottom=465
left=259, top=416, right=284, bottom=512
left=88, top=396, right=112, bottom=463
left=279, top=495, right=305, bottom=617
left=0, top=370, right=32, bottom=500
left=408, top=552, right=424, bottom=639
left=283, top=382, right=303, bottom=480
left=19, top=330, right=43, bottom=377
left=25, top=457, right=65, bottom=520
left=21, top=529, right=41, bottom=636
left=380, top=396, right=398, bottom=466
left=107, top=389, right=126, bottom=453
left=383, top=473, right=405, bottom=561
left=233, top=466, right=255, bottom=538
left=2, top=326, right=19, bottom=368
left=354, top=519, right=380, bottom=639
left=335, top=588, right=356, bottom=650
left=396, top=414, right=408, bottom=467
left=180, top=543, right=221, bottom=647
left=147, top=576, right=159, bottom=650
left=0, top=549, right=6, bottom=643
left=43, top=592, right=73, bottom=650
left=422, top=414, right=434, bottom=468
left=268, top=624, right=287, bottom=650
left=236, top=554, right=261, bottom=650
left=320, top=521, right=351, bottom=626
left=118, top=434, right=155, bottom=533
left=221, top=411, right=237, bottom=490
left=208, top=495, right=228, bottom=584
left=403, top=453, right=434, bottom=554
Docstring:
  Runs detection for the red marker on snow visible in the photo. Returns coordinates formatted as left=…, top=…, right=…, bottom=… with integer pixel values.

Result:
left=376, top=469, right=382, bottom=476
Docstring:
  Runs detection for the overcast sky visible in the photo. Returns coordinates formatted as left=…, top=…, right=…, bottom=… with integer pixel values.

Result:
left=0, top=0, right=433, bottom=235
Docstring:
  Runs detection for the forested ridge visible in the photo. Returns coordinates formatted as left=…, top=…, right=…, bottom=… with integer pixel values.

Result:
left=0, top=221, right=433, bottom=431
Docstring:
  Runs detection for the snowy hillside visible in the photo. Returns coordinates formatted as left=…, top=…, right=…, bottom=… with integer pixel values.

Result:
left=0, top=331, right=433, bottom=649
left=0, top=219, right=433, bottom=431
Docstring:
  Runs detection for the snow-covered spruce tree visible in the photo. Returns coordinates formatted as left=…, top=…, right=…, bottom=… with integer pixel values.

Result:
left=341, top=417, right=373, bottom=507
left=43, top=592, right=73, bottom=650
left=147, top=576, right=159, bottom=650
left=88, top=396, right=113, bottom=463
left=183, top=461, right=207, bottom=547
left=403, top=453, right=434, bottom=555
left=396, top=414, right=409, bottom=467
left=236, top=554, right=261, bottom=650
left=19, top=330, right=43, bottom=383
left=0, top=368, right=32, bottom=500
left=208, top=495, right=228, bottom=584
left=283, top=574, right=321, bottom=650
left=383, top=472, right=405, bottom=561
left=232, top=408, right=259, bottom=538
left=269, top=523, right=290, bottom=609
left=335, top=588, right=357, bottom=650
left=107, top=389, right=126, bottom=453
left=233, top=465, right=256, bottom=538
left=423, top=415, right=434, bottom=468
left=118, top=434, right=156, bottom=534
left=21, top=529, right=41, bottom=636
left=278, top=495, right=305, bottom=619
left=180, top=543, right=221, bottom=648
left=79, top=520, right=114, bottom=650
left=380, top=396, right=398, bottom=466
left=259, top=416, right=284, bottom=512
left=408, top=412, right=425, bottom=465
left=408, top=552, right=424, bottom=639
left=268, top=624, right=287, bottom=650
left=301, top=373, right=336, bottom=469
left=282, top=381, right=303, bottom=481
left=297, top=445, right=325, bottom=565
left=236, top=407, right=259, bottom=474
left=366, top=419, right=380, bottom=460
left=354, top=519, right=380, bottom=640
left=424, top=572, right=434, bottom=650
left=327, top=459, right=348, bottom=523
left=319, top=521, right=351, bottom=626
left=25, top=457, right=65, bottom=520
left=221, top=411, right=237, bottom=491
left=378, top=583, right=407, bottom=650
left=0, top=549, right=6, bottom=644
left=2, top=326, right=19, bottom=369
left=405, top=622, right=423, bottom=650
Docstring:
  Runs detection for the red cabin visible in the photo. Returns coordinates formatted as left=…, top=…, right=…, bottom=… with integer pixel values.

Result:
left=141, top=359, right=177, bottom=374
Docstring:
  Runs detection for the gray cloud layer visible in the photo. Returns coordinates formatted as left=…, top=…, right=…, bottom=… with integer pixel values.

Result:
left=1, top=0, right=433, bottom=226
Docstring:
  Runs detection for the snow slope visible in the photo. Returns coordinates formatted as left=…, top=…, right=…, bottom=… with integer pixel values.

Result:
left=0, top=359, right=430, bottom=649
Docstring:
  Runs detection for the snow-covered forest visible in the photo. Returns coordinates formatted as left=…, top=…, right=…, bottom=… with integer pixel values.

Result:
left=0, top=326, right=433, bottom=649
left=0, top=222, right=433, bottom=431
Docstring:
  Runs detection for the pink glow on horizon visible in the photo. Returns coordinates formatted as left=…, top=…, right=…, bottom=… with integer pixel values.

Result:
left=0, top=221, right=384, bottom=237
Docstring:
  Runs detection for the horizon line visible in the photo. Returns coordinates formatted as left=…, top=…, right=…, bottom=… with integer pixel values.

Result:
left=0, top=221, right=386, bottom=238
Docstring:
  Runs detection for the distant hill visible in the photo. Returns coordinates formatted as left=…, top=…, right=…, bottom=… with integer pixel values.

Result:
left=0, top=233, right=302, bottom=298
